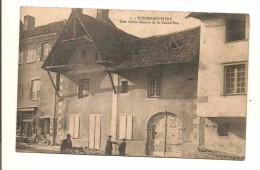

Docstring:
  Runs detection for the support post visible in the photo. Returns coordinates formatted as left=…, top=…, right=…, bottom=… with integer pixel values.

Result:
left=108, top=72, right=117, bottom=94
left=46, top=70, right=62, bottom=99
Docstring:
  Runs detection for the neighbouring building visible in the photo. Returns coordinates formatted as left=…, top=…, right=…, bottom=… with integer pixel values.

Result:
left=188, top=13, right=249, bottom=156
left=42, top=8, right=200, bottom=157
left=17, top=15, right=66, bottom=143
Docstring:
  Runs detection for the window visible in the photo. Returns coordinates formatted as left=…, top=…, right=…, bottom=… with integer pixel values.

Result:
left=217, top=124, right=229, bottom=136
left=119, top=115, right=133, bottom=140
left=81, top=50, right=86, bottom=58
left=31, top=79, right=41, bottom=100
left=226, top=18, right=246, bottom=42
left=121, top=81, right=128, bottom=93
left=78, top=79, right=90, bottom=99
left=27, top=44, right=36, bottom=63
left=36, top=43, right=42, bottom=60
left=147, top=67, right=162, bottom=97
left=224, top=64, right=246, bottom=94
left=42, top=42, right=52, bottom=60
left=69, top=115, right=80, bottom=139
left=19, top=50, right=23, bottom=64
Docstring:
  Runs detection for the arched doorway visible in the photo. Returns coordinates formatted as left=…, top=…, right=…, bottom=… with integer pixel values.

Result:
left=147, top=112, right=183, bottom=157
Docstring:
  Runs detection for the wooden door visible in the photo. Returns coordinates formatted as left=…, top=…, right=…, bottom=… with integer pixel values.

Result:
left=148, top=113, right=182, bottom=157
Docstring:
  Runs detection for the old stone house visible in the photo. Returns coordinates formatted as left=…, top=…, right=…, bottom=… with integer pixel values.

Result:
left=17, top=15, right=66, bottom=142
left=42, top=9, right=200, bottom=157
left=188, top=13, right=249, bottom=156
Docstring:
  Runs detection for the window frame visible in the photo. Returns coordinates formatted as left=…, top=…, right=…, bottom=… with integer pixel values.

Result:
left=19, top=49, right=24, bottom=64
left=27, top=44, right=37, bottom=63
left=78, top=78, right=90, bottom=99
left=120, top=80, right=129, bottom=93
left=225, top=18, right=246, bottom=43
left=147, top=67, right=162, bottom=98
left=217, top=124, right=230, bottom=137
left=223, top=62, right=247, bottom=95
left=30, top=79, right=41, bottom=101
left=41, top=42, right=52, bottom=60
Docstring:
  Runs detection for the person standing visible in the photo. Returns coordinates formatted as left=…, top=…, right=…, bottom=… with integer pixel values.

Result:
left=60, top=134, right=72, bottom=154
left=105, top=135, right=118, bottom=156
left=118, top=138, right=126, bottom=156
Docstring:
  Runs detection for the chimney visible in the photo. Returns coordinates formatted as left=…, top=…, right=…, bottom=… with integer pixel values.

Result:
left=23, top=15, right=35, bottom=31
left=71, top=8, right=83, bottom=15
left=96, top=9, right=109, bottom=23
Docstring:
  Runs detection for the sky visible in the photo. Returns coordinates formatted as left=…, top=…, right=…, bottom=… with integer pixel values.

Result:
left=20, top=6, right=200, bottom=38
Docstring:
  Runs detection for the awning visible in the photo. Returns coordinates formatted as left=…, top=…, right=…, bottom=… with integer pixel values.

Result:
left=17, top=107, right=36, bottom=112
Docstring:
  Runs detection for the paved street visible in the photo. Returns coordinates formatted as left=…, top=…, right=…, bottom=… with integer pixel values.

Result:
left=16, top=143, right=111, bottom=156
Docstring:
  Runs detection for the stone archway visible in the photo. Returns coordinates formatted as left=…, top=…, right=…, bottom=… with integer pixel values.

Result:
left=146, top=112, right=183, bottom=157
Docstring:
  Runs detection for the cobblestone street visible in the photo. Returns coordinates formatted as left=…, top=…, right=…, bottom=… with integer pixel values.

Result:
left=16, top=142, right=117, bottom=156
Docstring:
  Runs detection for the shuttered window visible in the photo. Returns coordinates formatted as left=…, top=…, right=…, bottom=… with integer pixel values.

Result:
left=31, top=79, right=40, bottom=100
left=19, top=50, right=23, bottom=64
left=68, top=115, right=80, bottom=139
left=36, top=43, right=42, bottom=60
left=89, top=114, right=102, bottom=149
left=119, top=115, right=133, bottom=140
left=42, top=42, right=52, bottom=60
left=27, top=44, right=36, bottom=63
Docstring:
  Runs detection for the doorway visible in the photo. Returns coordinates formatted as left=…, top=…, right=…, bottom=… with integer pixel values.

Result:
left=147, top=112, right=183, bottom=157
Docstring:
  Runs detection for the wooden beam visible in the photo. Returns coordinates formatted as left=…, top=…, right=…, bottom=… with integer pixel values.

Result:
left=47, top=71, right=62, bottom=99
left=108, top=72, right=117, bottom=94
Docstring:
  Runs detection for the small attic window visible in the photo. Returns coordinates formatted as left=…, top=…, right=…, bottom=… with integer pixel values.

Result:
left=81, top=50, right=86, bottom=58
left=169, top=40, right=178, bottom=49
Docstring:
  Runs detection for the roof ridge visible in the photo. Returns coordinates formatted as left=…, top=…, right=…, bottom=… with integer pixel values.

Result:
left=20, top=19, right=67, bottom=33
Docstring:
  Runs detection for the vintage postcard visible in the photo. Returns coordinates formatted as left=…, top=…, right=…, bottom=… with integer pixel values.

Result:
left=16, top=6, right=249, bottom=160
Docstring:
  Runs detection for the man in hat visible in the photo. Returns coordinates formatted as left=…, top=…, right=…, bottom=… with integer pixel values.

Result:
left=60, top=134, right=73, bottom=154
left=118, top=138, right=127, bottom=156
left=105, top=135, right=118, bottom=156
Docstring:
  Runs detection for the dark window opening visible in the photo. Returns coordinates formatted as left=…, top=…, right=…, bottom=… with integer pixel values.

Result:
left=121, top=81, right=128, bottom=93
left=226, top=18, right=246, bottom=42
left=81, top=50, right=86, bottom=58
left=170, top=40, right=178, bottom=49
left=217, top=124, right=230, bottom=136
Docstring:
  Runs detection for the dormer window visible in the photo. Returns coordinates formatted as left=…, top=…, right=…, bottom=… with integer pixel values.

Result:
left=226, top=18, right=246, bottom=42
left=169, top=40, right=178, bottom=49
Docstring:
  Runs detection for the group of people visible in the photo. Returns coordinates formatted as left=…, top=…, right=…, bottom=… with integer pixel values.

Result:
left=105, top=135, right=126, bottom=156
left=60, top=134, right=127, bottom=156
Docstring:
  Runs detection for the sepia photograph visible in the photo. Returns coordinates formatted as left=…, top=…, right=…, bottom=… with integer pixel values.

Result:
left=15, top=6, right=250, bottom=160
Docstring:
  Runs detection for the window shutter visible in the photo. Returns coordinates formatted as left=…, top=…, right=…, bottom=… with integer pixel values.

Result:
left=19, top=51, right=23, bottom=64
left=36, top=44, right=41, bottom=60
left=126, top=115, right=133, bottom=140
left=119, top=115, right=127, bottom=139
left=32, top=44, right=36, bottom=62
left=74, top=116, right=80, bottom=138
left=69, top=116, right=74, bottom=138
left=89, top=114, right=95, bottom=148
left=94, top=115, right=101, bottom=149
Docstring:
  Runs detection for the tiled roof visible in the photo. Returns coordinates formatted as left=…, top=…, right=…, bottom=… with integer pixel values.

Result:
left=42, top=12, right=137, bottom=69
left=42, top=11, right=200, bottom=72
left=20, top=20, right=67, bottom=40
left=105, top=27, right=200, bottom=71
